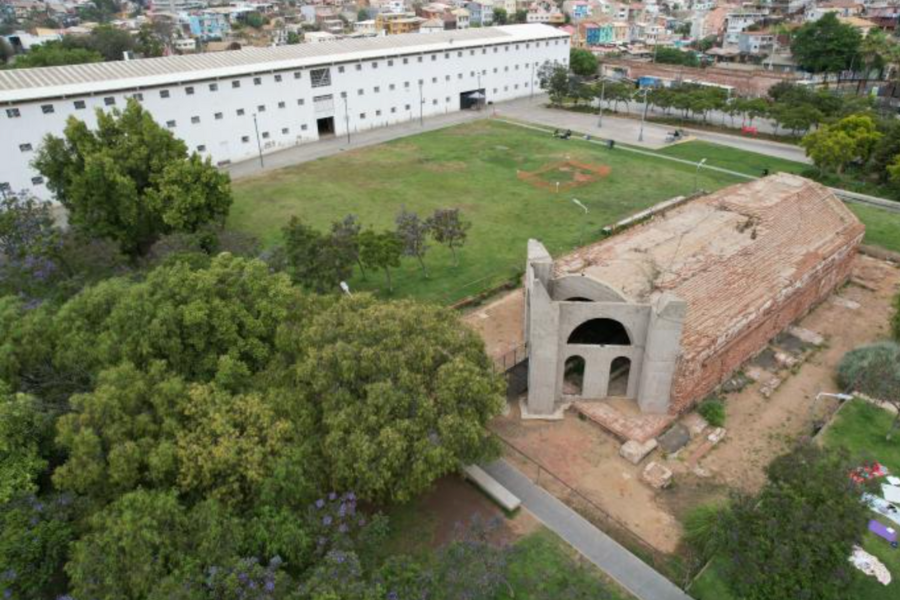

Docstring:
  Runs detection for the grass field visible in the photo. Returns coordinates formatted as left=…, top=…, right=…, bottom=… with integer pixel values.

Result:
left=691, top=400, right=900, bottom=600
left=658, top=141, right=807, bottom=178
left=229, top=120, right=900, bottom=303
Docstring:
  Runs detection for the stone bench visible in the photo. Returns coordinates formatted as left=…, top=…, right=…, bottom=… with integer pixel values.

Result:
left=464, top=465, right=521, bottom=512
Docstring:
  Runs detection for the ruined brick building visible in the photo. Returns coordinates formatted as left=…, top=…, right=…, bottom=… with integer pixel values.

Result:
left=524, top=174, right=865, bottom=418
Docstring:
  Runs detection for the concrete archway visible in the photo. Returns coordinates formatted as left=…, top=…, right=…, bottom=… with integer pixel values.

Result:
left=607, top=356, right=631, bottom=396
left=567, top=318, right=631, bottom=346
left=563, top=355, right=586, bottom=395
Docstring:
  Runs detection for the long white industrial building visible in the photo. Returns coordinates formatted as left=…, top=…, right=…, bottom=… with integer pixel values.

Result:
left=0, top=24, right=570, bottom=199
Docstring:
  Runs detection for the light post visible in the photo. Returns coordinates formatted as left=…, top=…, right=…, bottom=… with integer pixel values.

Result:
left=252, top=113, right=264, bottom=168
left=637, top=87, right=649, bottom=142
left=597, top=78, right=606, bottom=128
left=530, top=61, right=536, bottom=100
left=694, top=158, right=707, bottom=192
left=339, top=281, right=352, bottom=296
left=343, top=95, right=351, bottom=145
left=571, top=198, right=589, bottom=247
left=418, top=80, right=424, bottom=127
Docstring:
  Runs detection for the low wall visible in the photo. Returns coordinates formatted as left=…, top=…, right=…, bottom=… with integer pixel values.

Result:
left=668, top=234, right=863, bottom=414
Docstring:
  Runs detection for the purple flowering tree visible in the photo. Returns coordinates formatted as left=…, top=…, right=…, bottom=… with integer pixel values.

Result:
left=0, top=191, right=63, bottom=300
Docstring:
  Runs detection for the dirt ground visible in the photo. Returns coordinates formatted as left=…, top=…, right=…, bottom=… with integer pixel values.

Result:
left=485, top=254, right=900, bottom=556
left=463, top=289, right=525, bottom=362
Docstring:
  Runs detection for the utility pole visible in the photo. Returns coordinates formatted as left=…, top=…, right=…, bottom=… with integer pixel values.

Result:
left=418, top=80, right=424, bottom=126
left=694, top=158, right=707, bottom=193
left=597, top=78, right=606, bottom=128
left=638, top=87, right=649, bottom=142
left=343, top=95, right=351, bottom=144
left=530, top=61, right=536, bottom=100
left=252, top=113, right=264, bottom=168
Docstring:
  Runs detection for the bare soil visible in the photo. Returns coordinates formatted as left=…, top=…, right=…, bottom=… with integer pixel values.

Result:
left=462, top=288, right=525, bottom=361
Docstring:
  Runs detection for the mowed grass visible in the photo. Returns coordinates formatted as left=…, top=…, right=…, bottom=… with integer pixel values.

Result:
left=229, top=120, right=748, bottom=303
left=691, top=400, right=900, bottom=600
left=229, top=122, right=900, bottom=303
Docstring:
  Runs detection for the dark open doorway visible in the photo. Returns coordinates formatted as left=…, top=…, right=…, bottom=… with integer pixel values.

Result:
left=316, top=116, right=335, bottom=137
left=564, top=355, right=586, bottom=395
left=567, top=318, right=631, bottom=345
left=607, top=356, right=631, bottom=396
left=459, top=89, right=486, bottom=110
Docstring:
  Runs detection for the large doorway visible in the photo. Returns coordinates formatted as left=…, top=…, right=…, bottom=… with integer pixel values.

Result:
left=567, top=318, right=631, bottom=346
left=563, top=355, right=586, bottom=395
left=459, top=89, right=486, bottom=110
left=607, top=356, right=631, bottom=396
left=316, top=116, right=335, bottom=137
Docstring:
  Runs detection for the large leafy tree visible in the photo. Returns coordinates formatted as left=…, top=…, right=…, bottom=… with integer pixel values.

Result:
left=33, top=98, right=232, bottom=257
left=717, top=444, right=869, bottom=600
left=800, top=113, right=881, bottom=174
left=427, top=208, right=470, bottom=267
left=294, top=295, right=505, bottom=502
left=359, top=229, right=403, bottom=292
left=0, top=384, right=53, bottom=503
left=569, top=48, right=598, bottom=77
left=11, top=41, right=103, bottom=68
left=281, top=216, right=355, bottom=293
left=791, top=13, right=862, bottom=79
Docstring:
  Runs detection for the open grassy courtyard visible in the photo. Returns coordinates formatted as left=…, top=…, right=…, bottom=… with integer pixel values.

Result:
left=229, top=119, right=900, bottom=303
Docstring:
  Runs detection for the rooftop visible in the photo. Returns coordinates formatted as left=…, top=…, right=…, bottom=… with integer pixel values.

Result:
left=553, top=174, right=864, bottom=362
left=0, top=24, right=566, bottom=103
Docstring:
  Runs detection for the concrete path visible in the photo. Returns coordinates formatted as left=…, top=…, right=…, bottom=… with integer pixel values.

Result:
left=482, top=459, right=694, bottom=600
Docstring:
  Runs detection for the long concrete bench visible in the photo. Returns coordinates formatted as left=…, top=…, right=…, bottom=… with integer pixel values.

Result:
left=463, top=464, right=521, bottom=512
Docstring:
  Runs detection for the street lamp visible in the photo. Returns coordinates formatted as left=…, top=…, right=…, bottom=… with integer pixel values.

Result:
left=571, top=198, right=589, bottom=247
left=418, top=80, right=425, bottom=127
left=637, top=87, right=649, bottom=142
left=252, top=113, right=264, bottom=169
left=597, top=78, right=606, bottom=128
left=339, top=281, right=352, bottom=296
left=694, top=158, right=707, bottom=192
left=343, top=95, right=351, bottom=145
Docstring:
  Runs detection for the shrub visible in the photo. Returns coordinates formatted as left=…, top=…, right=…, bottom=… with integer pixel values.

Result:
left=698, top=397, right=726, bottom=427
left=683, top=503, right=724, bottom=560
left=837, top=341, right=900, bottom=400
left=892, top=292, right=900, bottom=341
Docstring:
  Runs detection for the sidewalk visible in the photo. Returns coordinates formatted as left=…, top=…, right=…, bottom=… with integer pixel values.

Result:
left=483, top=459, right=694, bottom=600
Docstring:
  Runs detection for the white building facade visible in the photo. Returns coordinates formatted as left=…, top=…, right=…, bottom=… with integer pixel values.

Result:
left=0, top=25, right=570, bottom=200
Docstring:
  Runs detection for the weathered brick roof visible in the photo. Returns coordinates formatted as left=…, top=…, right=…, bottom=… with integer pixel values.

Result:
left=554, top=174, right=865, bottom=363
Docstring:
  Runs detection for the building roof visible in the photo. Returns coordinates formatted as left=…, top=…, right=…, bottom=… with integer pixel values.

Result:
left=553, top=174, right=864, bottom=363
left=0, top=24, right=567, bottom=103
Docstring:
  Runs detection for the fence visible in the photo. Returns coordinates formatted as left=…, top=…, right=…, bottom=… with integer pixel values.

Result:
left=494, top=433, right=692, bottom=587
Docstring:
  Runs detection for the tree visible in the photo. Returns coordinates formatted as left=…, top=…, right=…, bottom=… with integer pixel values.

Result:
left=889, top=154, right=900, bottom=195
left=791, top=13, right=862, bottom=80
left=771, top=103, right=822, bottom=136
left=294, top=295, right=505, bottom=502
left=395, top=208, right=431, bottom=278
left=134, top=23, right=164, bottom=58
left=514, top=8, right=527, bottom=23
left=77, top=24, right=135, bottom=61
left=538, top=61, right=571, bottom=106
left=837, top=341, right=900, bottom=401
left=0, top=385, right=53, bottom=503
left=717, top=443, right=869, bottom=600
left=357, top=8, right=369, bottom=21
left=569, top=48, right=598, bottom=78
left=0, top=191, right=63, bottom=298
left=493, top=7, right=508, bottom=25
left=359, top=229, right=403, bottom=292
left=332, top=214, right=364, bottom=278
left=33, top=98, right=232, bottom=257
left=800, top=114, right=881, bottom=174
left=10, top=41, right=103, bottom=68
left=282, top=217, right=355, bottom=293
left=427, top=208, right=470, bottom=267
left=286, top=30, right=301, bottom=45
left=654, top=47, right=700, bottom=67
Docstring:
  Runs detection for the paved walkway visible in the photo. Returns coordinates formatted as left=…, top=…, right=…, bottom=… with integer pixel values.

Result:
left=482, top=459, right=694, bottom=600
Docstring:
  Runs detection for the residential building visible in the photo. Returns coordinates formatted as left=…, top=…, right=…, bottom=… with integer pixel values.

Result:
left=375, top=11, right=425, bottom=34
left=0, top=25, right=570, bottom=199
left=466, top=0, right=495, bottom=26
left=737, top=30, right=775, bottom=55
left=527, top=1, right=565, bottom=23
left=452, top=7, right=471, bottom=28
left=723, top=10, right=768, bottom=47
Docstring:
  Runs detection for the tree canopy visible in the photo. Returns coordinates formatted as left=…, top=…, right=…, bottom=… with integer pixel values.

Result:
left=801, top=114, right=882, bottom=174
left=10, top=41, right=103, bottom=68
left=569, top=48, right=598, bottom=77
left=33, top=98, right=232, bottom=257
left=791, top=13, right=862, bottom=76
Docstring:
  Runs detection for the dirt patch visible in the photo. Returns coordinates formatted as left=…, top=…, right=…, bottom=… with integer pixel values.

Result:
left=518, top=160, right=611, bottom=191
left=462, top=289, right=525, bottom=362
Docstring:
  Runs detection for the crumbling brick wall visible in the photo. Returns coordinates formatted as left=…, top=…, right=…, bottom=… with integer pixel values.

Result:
left=668, top=232, right=863, bottom=414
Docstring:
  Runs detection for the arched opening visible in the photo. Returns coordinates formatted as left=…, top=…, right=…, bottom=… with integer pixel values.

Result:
left=607, top=356, right=631, bottom=397
left=564, top=297, right=593, bottom=302
left=563, top=355, right=586, bottom=395
left=567, top=318, right=631, bottom=345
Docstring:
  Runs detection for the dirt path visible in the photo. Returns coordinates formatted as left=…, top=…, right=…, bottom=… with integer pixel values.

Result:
left=462, top=289, right=525, bottom=360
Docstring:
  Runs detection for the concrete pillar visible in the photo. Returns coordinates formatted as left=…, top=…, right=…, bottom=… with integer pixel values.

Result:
left=526, top=278, right=559, bottom=415
left=636, top=293, right=686, bottom=414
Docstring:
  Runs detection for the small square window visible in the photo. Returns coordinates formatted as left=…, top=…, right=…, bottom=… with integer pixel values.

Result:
left=405, top=104, right=411, bottom=110
left=74, top=100, right=86, bottom=110
left=215, top=112, right=223, bottom=120
left=338, top=65, right=345, bottom=73
left=358, top=89, right=364, bottom=96
left=160, top=90, right=170, bottom=98
left=389, top=84, right=395, bottom=90
left=445, top=75, right=450, bottom=81
left=457, top=51, right=462, bottom=57
left=41, top=104, right=54, bottom=114
left=278, top=101, right=286, bottom=109
left=242, top=136, right=250, bottom=143
left=275, top=74, right=283, bottom=82
left=104, top=97, right=115, bottom=106
left=301, top=124, right=308, bottom=131
left=281, top=127, right=289, bottom=134
left=340, top=91, right=347, bottom=98
left=197, top=145, right=206, bottom=152
left=445, top=97, right=450, bottom=103
left=132, top=93, right=143, bottom=102
left=355, top=64, right=362, bottom=71
left=237, top=109, right=245, bottom=116
left=191, top=116, right=200, bottom=124
left=432, top=77, right=437, bottom=83
left=376, top=109, right=381, bottom=116
left=298, top=99, right=305, bottom=105
left=166, top=120, right=176, bottom=128
left=388, top=60, right=393, bottom=66
left=359, top=112, right=366, bottom=119
left=403, top=58, right=409, bottom=64
left=404, top=81, right=410, bottom=88
left=432, top=99, right=437, bottom=106
left=185, top=86, right=194, bottom=95
left=391, top=107, right=396, bottom=113
left=417, top=56, right=423, bottom=63
left=232, top=80, right=241, bottom=89
left=294, top=72, right=301, bottom=79
left=372, top=62, right=378, bottom=69
left=31, top=176, right=44, bottom=185
left=209, top=83, right=219, bottom=92
left=253, top=77, right=262, bottom=85
left=374, top=86, right=380, bottom=93
left=431, top=55, right=436, bottom=61
left=444, top=52, right=449, bottom=59
left=19, top=143, right=32, bottom=152
left=262, top=131, right=270, bottom=139
left=258, top=105, right=266, bottom=112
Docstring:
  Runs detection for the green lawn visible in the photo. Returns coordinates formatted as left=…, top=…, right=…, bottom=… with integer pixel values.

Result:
left=691, top=400, right=900, bottom=600
left=228, top=121, right=900, bottom=303
left=229, top=120, right=749, bottom=303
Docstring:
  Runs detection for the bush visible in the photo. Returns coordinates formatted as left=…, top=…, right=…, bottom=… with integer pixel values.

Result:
left=837, top=341, right=900, bottom=400
left=893, top=293, right=900, bottom=341
left=698, top=397, right=726, bottom=427
left=683, top=503, right=723, bottom=560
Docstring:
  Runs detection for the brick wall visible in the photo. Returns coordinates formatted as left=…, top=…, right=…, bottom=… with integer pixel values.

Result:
left=668, top=233, right=863, bottom=414
left=602, top=59, right=800, bottom=97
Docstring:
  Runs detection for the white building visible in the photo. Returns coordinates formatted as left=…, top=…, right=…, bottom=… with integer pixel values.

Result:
left=0, top=25, right=570, bottom=199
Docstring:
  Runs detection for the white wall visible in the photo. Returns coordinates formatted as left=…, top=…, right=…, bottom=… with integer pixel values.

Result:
left=0, top=35, right=570, bottom=200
